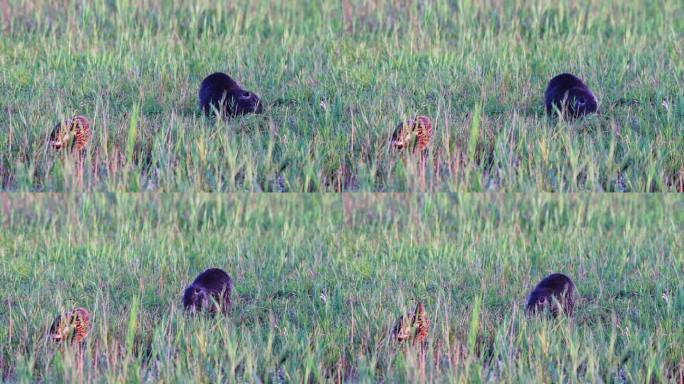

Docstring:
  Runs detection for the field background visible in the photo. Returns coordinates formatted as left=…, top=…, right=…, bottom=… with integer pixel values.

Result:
left=1, top=194, right=682, bottom=382
left=1, top=0, right=682, bottom=191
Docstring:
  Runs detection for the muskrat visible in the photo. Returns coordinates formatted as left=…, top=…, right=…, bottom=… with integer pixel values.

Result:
left=48, top=115, right=91, bottom=153
left=390, top=115, right=433, bottom=154
left=199, top=72, right=262, bottom=117
left=49, top=307, right=91, bottom=344
left=391, top=301, right=430, bottom=348
left=183, top=268, right=233, bottom=314
left=545, top=73, right=598, bottom=118
left=526, top=273, right=575, bottom=317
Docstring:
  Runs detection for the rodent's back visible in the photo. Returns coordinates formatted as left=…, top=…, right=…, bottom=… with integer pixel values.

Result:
left=192, top=268, right=232, bottom=291
left=199, top=73, right=241, bottom=112
left=183, top=268, right=233, bottom=313
left=545, top=74, right=584, bottom=110
left=539, top=273, right=574, bottom=290
left=545, top=73, right=597, bottom=116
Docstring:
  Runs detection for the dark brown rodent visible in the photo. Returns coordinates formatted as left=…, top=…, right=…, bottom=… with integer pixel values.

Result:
left=545, top=73, right=598, bottom=118
left=183, top=268, right=233, bottom=314
left=199, top=72, right=262, bottom=117
left=526, top=273, right=575, bottom=317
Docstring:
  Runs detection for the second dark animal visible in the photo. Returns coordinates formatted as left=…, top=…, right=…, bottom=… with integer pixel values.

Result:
left=545, top=73, right=598, bottom=118
left=199, top=72, right=263, bottom=117
left=526, top=273, right=575, bottom=317
left=183, top=268, right=233, bottom=314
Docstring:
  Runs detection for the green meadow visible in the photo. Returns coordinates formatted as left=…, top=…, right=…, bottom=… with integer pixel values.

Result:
left=1, top=0, right=682, bottom=191
left=1, top=194, right=682, bottom=382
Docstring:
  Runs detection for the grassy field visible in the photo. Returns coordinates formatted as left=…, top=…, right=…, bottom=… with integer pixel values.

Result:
left=1, top=0, right=682, bottom=191
left=0, top=194, right=682, bottom=382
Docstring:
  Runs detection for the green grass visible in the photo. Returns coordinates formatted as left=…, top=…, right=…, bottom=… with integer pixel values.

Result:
left=1, top=194, right=682, bottom=382
left=0, top=0, right=682, bottom=191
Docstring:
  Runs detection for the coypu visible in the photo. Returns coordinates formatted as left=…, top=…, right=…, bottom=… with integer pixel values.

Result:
left=183, top=268, right=233, bottom=314
left=48, top=115, right=91, bottom=153
left=199, top=72, right=262, bottom=117
left=49, top=307, right=91, bottom=344
left=526, top=273, right=575, bottom=317
left=390, top=115, right=433, bottom=155
left=545, top=73, right=598, bottom=118
left=392, top=301, right=430, bottom=348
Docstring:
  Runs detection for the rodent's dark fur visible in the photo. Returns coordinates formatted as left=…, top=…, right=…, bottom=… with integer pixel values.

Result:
left=545, top=73, right=598, bottom=118
left=199, top=72, right=262, bottom=117
left=183, top=268, right=233, bottom=314
left=526, top=273, right=575, bottom=317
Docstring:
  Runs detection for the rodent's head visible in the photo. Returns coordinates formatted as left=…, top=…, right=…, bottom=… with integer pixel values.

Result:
left=49, top=120, right=76, bottom=150
left=527, top=288, right=573, bottom=317
left=49, top=313, right=72, bottom=341
left=183, top=286, right=210, bottom=312
left=526, top=288, right=553, bottom=315
left=567, top=87, right=598, bottom=117
left=229, top=89, right=263, bottom=116
left=391, top=118, right=416, bottom=150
